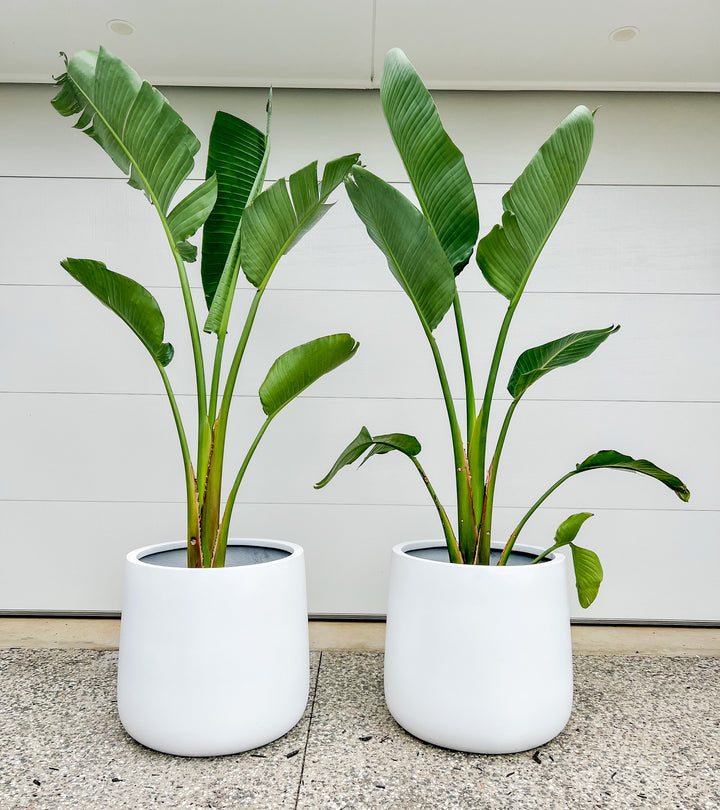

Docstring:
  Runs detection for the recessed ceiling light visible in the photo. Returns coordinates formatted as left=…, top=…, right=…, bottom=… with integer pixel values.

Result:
left=107, top=19, right=135, bottom=35
left=609, top=26, right=639, bottom=43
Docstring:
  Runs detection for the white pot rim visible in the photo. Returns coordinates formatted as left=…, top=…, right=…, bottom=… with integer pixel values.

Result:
left=127, top=538, right=304, bottom=569
left=392, top=539, right=566, bottom=568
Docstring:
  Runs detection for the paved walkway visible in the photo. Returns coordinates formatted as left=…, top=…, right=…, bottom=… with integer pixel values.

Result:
left=1, top=649, right=718, bottom=809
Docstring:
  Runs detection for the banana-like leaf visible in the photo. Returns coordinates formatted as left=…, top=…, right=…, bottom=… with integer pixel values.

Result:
left=167, top=175, right=218, bottom=263
left=345, top=166, right=456, bottom=331
left=52, top=48, right=200, bottom=216
left=314, top=427, right=421, bottom=489
left=571, top=544, right=603, bottom=608
left=508, top=325, right=619, bottom=399
left=476, top=106, right=594, bottom=301
left=259, top=333, right=359, bottom=418
left=576, top=451, right=690, bottom=501
left=61, top=258, right=173, bottom=366
left=380, top=48, right=478, bottom=274
left=240, top=153, right=360, bottom=289
left=201, top=110, right=269, bottom=310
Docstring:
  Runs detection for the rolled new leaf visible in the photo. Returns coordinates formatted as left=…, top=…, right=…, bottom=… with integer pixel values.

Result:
left=259, top=334, right=359, bottom=418
left=61, top=258, right=173, bottom=366
left=380, top=48, right=478, bottom=274
left=576, top=451, right=690, bottom=501
left=508, top=325, right=620, bottom=398
left=476, top=106, right=594, bottom=301
left=52, top=48, right=200, bottom=216
left=315, top=428, right=422, bottom=488
left=345, top=166, right=456, bottom=332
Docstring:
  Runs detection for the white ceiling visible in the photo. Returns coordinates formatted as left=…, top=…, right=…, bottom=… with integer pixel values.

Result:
left=2, top=0, right=718, bottom=91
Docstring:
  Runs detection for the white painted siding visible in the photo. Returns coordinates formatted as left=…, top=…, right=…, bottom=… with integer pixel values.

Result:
left=1, top=84, right=718, bottom=621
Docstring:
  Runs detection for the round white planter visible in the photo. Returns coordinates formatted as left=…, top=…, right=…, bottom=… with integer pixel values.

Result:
left=384, top=540, right=573, bottom=754
left=117, top=539, right=309, bottom=757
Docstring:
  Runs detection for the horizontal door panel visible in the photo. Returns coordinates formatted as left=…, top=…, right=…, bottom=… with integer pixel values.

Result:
left=1, top=394, right=713, bottom=510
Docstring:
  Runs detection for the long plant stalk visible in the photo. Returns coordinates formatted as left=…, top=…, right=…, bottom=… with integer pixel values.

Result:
left=422, top=323, right=475, bottom=560
left=212, top=415, right=274, bottom=566
left=475, top=300, right=520, bottom=562
left=452, top=292, right=476, bottom=440
left=155, top=360, right=202, bottom=565
left=473, top=397, right=520, bottom=564
left=410, top=456, right=463, bottom=563
left=498, top=470, right=577, bottom=565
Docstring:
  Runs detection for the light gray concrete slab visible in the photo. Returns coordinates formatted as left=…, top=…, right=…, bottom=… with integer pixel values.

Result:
left=297, top=652, right=720, bottom=810
left=0, top=649, right=319, bottom=809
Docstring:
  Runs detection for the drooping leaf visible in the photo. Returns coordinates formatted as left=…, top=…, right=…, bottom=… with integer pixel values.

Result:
left=240, top=153, right=360, bottom=289
left=52, top=48, right=200, bottom=216
left=360, top=432, right=422, bottom=464
left=345, top=166, right=456, bottom=331
left=200, top=110, right=268, bottom=310
left=508, top=325, right=619, bottom=399
left=314, top=427, right=422, bottom=489
left=476, top=106, right=594, bottom=301
left=571, top=544, right=603, bottom=608
left=61, top=258, right=173, bottom=366
left=576, top=451, right=690, bottom=501
left=166, top=175, right=218, bottom=263
left=259, top=333, right=359, bottom=418
left=380, top=48, right=478, bottom=274
left=554, top=512, right=594, bottom=546
left=314, top=427, right=374, bottom=489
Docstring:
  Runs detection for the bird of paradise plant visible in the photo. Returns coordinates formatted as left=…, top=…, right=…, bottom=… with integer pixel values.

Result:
left=316, top=48, right=689, bottom=606
left=52, top=47, right=360, bottom=567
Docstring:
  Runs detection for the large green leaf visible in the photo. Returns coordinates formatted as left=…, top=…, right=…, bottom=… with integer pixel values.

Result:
left=200, top=110, right=269, bottom=310
left=476, top=106, right=594, bottom=300
left=52, top=48, right=200, bottom=216
left=345, top=166, right=456, bottom=331
left=507, top=325, right=619, bottom=398
left=240, top=153, right=360, bottom=289
left=571, top=544, right=603, bottom=608
left=314, top=427, right=421, bottom=489
left=380, top=48, right=478, bottom=274
left=576, top=451, right=690, bottom=501
left=61, top=258, right=173, bottom=366
left=259, top=334, right=359, bottom=418
left=166, top=175, right=218, bottom=263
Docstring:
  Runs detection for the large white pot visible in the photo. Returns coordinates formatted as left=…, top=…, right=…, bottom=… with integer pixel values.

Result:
left=384, top=540, right=573, bottom=754
left=117, top=539, right=309, bottom=757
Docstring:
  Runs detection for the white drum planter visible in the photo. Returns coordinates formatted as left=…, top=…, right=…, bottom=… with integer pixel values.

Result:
left=117, top=539, right=309, bottom=757
left=384, top=540, right=573, bottom=754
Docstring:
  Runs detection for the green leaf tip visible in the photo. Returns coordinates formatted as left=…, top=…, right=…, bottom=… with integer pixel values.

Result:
left=61, top=257, right=174, bottom=367
left=576, top=450, right=690, bottom=502
left=315, top=427, right=422, bottom=489
left=259, top=333, right=359, bottom=418
left=508, top=325, right=620, bottom=399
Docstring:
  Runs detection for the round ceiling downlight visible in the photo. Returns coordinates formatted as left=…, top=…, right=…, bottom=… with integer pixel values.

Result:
left=609, top=26, right=639, bottom=43
left=107, top=19, right=135, bottom=35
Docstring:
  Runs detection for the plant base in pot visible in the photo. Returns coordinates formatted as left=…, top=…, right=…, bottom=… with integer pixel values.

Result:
left=117, top=539, right=309, bottom=757
left=383, top=540, right=573, bottom=755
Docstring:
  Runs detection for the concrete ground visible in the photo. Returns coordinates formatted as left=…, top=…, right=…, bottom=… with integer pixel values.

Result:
left=0, top=621, right=719, bottom=809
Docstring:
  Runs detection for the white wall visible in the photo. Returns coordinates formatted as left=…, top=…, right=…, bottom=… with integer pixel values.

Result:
left=1, top=84, right=718, bottom=621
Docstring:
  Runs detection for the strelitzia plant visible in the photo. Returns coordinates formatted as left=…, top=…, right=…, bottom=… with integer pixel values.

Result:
left=316, top=48, right=690, bottom=606
left=52, top=48, right=360, bottom=567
